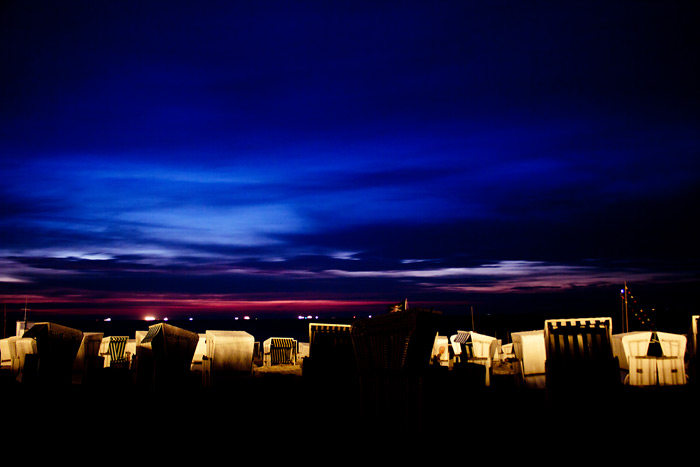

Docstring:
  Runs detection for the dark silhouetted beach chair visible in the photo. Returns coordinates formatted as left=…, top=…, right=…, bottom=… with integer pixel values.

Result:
left=72, top=332, right=104, bottom=384
left=21, top=322, right=84, bottom=386
left=303, top=323, right=356, bottom=386
left=135, top=322, right=200, bottom=392
left=544, top=317, right=620, bottom=402
left=350, top=308, right=442, bottom=430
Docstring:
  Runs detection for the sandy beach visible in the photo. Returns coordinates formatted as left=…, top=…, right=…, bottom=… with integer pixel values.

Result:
left=4, top=357, right=697, bottom=455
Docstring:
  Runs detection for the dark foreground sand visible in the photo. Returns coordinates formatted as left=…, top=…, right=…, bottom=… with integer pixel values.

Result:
left=3, top=361, right=698, bottom=460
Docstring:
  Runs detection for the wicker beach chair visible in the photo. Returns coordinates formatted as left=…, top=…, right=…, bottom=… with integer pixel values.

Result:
left=22, top=322, right=84, bottom=386
left=303, top=323, right=356, bottom=384
left=135, top=323, right=200, bottom=392
left=105, top=336, right=130, bottom=368
left=263, top=337, right=297, bottom=366
left=544, top=317, right=620, bottom=401
left=350, top=309, right=442, bottom=429
left=72, top=332, right=104, bottom=384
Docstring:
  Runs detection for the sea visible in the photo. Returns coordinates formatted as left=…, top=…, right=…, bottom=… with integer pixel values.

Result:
left=0, top=311, right=596, bottom=344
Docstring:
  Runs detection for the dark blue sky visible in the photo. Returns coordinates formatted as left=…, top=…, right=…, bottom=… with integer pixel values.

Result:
left=1, top=1, right=698, bottom=328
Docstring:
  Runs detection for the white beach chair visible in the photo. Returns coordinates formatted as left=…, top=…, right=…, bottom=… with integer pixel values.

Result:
left=511, top=330, right=546, bottom=389
left=202, top=330, right=255, bottom=386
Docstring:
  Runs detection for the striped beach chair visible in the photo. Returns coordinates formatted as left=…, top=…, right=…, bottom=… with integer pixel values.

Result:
left=264, top=337, right=297, bottom=365
left=107, top=336, right=130, bottom=368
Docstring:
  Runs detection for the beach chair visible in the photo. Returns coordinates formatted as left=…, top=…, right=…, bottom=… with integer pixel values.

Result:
left=431, top=335, right=450, bottom=367
left=690, top=316, right=700, bottom=386
left=202, top=330, right=255, bottom=387
left=304, top=323, right=355, bottom=379
left=544, top=317, right=620, bottom=401
left=13, top=337, right=37, bottom=383
left=350, top=309, right=442, bottom=430
left=1, top=337, right=20, bottom=376
left=22, top=322, right=84, bottom=386
left=104, top=336, right=130, bottom=368
left=72, top=332, right=104, bottom=384
left=263, top=337, right=297, bottom=366
left=511, top=330, right=546, bottom=389
left=451, top=331, right=498, bottom=386
left=135, top=322, right=200, bottom=391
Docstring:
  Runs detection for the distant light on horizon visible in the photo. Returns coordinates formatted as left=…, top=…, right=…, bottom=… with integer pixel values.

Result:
left=144, top=316, right=156, bottom=321
left=104, top=318, right=111, bottom=322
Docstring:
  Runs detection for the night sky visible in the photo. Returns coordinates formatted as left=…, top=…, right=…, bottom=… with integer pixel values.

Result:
left=2, top=1, right=698, bottom=330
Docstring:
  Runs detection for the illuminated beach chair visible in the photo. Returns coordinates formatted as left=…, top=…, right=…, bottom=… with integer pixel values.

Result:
left=511, top=330, right=546, bottom=389
left=14, top=337, right=37, bottom=383
left=202, top=330, right=255, bottom=387
left=690, top=316, right=700, bottom=386
left=101, top=336, right=131, bottom=369
left=191, top=334, right=207, bottom=374
left=450, top=330, right=499, bottom=385
left=1, top=337, right=20, bottom=376
left=544, top=317, right=620, bottom=401
left=619, top=331, right=687, bottom=387
left=612, top=331, right=653, bottom=384
left=432, top=335, right=450, bottom=367
left=263, top=337, right=297, bottom=366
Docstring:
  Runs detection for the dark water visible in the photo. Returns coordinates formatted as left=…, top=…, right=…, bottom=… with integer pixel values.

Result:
left=5, top=303, right=694, bottom=342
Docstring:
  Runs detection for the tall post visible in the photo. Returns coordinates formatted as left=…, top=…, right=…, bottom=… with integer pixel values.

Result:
left=623, top=282, right=629, bottom=333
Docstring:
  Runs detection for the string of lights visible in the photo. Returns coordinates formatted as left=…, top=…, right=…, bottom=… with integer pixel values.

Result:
left=620, top=283, right=655, bottom=332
